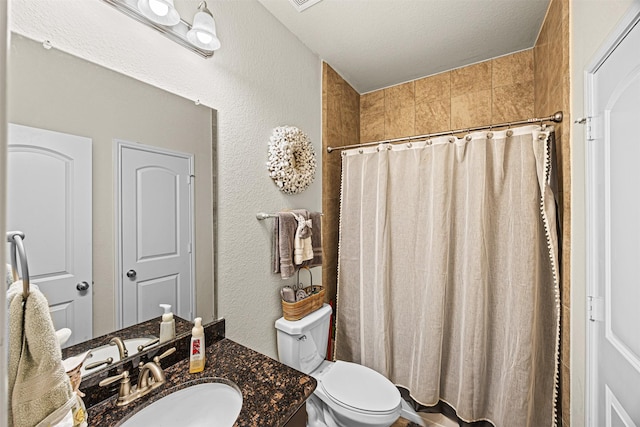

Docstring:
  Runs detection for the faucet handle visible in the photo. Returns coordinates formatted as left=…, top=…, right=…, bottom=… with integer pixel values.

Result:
left=99, top=370, right=129, bottom=387
left=153, top=347, right=176, bottom=365
left=85, top=357, right=114, bottom=371
left=99, top=370, right=137, bottom=406
left=137, top=337, right=160, bottom=352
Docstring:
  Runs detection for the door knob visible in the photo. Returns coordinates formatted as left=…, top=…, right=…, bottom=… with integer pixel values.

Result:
left=76, top=281, right=90, bottom=291
left=126, top=269, right=137, bottom=279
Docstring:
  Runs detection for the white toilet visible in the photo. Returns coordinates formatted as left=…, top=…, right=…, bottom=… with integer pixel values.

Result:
left=275, top=304, right=424, bottom=427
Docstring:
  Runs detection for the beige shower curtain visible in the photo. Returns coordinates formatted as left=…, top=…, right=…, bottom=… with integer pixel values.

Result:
left=335, top=125, right=560, bottom=427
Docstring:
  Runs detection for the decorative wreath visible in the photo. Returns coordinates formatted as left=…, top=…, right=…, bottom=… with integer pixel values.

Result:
left=267, top=126, right=317, bottom=194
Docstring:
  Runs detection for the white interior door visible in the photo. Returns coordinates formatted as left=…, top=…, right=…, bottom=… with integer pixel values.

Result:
left=587, top=14, right=640, bottom=427
left=117, top=141, right=194, bottom=328
left=7, top=123, right=92, bottom=347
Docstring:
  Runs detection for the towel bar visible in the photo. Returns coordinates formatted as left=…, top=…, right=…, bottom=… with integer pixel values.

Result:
left=256, top=211, right=323, bottom=220
left=6, top=231, right=30, bottom=298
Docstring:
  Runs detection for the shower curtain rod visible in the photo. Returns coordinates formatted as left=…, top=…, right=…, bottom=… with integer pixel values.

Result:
left=326, top=111, right=563, bottom=153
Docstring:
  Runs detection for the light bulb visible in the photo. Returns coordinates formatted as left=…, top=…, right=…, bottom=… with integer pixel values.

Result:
left=137, top=0, right=180, bottom=26
left=196, top=31, right=213, bottom=44
left=149, top=0, right=169, bottom=16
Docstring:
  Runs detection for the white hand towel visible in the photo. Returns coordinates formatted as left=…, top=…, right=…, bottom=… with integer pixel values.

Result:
left=8, top=286, right=77, bottom=427
left=293, top=213, right=314, bottom=265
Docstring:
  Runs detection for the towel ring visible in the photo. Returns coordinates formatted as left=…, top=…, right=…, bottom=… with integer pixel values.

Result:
left=6, top=231, right=30, bottom=299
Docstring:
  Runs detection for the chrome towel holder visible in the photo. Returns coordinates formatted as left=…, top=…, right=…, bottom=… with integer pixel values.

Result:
left=6, top=231, right=30, bottom=299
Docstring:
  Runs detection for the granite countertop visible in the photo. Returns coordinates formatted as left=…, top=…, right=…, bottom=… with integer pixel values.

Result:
left=87, top=338, right=316, bottom=427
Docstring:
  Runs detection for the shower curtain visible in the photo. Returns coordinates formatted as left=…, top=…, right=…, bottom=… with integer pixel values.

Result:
left=335, top=125, right=560, bottom=427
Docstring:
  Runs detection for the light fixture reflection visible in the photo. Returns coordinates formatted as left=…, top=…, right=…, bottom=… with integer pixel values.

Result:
left=137, top=0, right=180, bottom=26
left=187, top=2, right=221, bottom=51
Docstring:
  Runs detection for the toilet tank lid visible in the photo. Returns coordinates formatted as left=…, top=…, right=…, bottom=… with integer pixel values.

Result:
left=275, top=303, right=332, bottom=335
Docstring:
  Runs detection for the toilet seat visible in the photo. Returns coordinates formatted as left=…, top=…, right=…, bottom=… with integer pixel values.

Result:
left=319, top=361, right=401, bottom=415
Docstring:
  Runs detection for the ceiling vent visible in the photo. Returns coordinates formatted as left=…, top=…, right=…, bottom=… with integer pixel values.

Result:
left=288, top=0, right=323, bottom=12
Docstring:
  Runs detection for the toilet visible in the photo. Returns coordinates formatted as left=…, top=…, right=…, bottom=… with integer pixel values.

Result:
left=275, top=304, right=424, bottom=427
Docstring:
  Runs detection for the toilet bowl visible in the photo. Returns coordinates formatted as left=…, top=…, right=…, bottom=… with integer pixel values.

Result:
left=275, top=304, right=424, bottom=427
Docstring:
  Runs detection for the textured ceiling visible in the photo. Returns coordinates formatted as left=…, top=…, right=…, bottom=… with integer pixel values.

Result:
left=257, top=0, right=551, bottom=93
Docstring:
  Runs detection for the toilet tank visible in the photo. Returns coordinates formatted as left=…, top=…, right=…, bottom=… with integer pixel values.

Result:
left=275, top=304, right=332, bottom=374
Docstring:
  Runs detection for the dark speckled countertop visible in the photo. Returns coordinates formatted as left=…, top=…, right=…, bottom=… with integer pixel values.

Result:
left=87, top=338, right=316, bottom=427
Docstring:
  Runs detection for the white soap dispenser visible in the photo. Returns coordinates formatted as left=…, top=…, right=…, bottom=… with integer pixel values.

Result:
left=159, top=304, right=175, bottom=343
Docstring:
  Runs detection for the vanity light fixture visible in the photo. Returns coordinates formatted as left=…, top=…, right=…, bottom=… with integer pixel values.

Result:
left=100, top=0, right=221, bottom=58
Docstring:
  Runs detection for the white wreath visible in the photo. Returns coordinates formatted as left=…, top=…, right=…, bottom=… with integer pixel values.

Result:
left=267, top=126, right=316, bottom=194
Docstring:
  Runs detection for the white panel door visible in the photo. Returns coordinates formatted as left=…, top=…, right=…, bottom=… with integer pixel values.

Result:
left=117, top=141, right=193, bottom=328
left=588, top=15, right=640, bottom=427
left=7, top=123, right=92, bottom=346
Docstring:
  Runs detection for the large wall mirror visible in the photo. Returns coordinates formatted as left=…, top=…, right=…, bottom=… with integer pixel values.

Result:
left=6, top=33, right=216, bottom=353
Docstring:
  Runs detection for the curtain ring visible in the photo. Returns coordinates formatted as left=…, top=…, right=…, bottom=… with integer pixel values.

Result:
left=539, top=118, right=547, bottom=130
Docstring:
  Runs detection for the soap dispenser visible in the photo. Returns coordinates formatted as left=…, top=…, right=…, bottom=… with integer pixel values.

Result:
left=189, top=317, right=205, bottom=373
left=159, top=304, right=175, bottom=344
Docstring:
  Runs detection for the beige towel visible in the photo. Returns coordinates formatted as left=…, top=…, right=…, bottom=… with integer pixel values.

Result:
left=273, top=209, right=309, bottom=278
left=8, top=286, right=76, bottom=427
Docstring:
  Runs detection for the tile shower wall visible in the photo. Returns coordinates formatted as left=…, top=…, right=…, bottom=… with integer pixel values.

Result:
left=360, top=49, right=535, bottom=143
left=322, top=63, right=360, bottom=306
left=534, top=0, right=571, bottom=425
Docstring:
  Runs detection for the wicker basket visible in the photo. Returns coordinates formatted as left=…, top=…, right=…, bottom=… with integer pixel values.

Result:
left=281, top=267, right=325, bottom=321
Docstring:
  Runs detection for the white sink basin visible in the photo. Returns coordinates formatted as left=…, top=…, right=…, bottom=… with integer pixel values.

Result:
left=119, top=378, right=243, bottom=427
left=81, top=337, right=158, bottom=376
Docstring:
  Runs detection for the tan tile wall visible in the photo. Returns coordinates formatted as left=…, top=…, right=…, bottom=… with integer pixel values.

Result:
left=534, top=0, right=571, bottom=425
left=360, top=50, right=535, bottom=142
left=322, top=63, right=360, bottom=306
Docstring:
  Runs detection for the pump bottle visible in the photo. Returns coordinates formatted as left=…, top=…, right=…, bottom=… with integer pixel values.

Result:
left=159, top=304, right=175, bottom=343
left=189, top=317, right=206, bottom=373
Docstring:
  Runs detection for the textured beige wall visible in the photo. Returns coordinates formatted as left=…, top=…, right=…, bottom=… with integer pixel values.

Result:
left=8, top=34, right=214, bottom=337
left=360, top=49, right=535, bottom=142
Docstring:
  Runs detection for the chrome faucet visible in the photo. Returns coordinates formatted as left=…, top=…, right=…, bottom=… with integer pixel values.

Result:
left=109, top=337, right=128, bottom=360
left=99, top=347, right=176, bottom=406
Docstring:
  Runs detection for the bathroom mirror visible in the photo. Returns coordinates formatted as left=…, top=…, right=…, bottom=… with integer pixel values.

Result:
left=6, top=33, right=216, bottom=369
